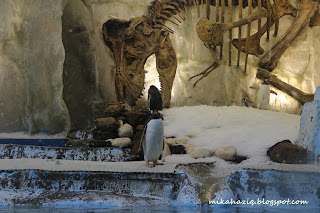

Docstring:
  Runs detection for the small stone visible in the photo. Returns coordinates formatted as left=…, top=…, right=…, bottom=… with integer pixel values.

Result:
left=118, top=123, right=133, bottom=137
left=112, top=137, right=132, bottom=148
left=233, top=155, right=248, bottom=164
left=187, top=145, right=213, bottom=159
left=164, top=138, right=176, bottom=146
left=215, top=146, right=237, bottom=161
left=169, top=144, right=186, bottom=154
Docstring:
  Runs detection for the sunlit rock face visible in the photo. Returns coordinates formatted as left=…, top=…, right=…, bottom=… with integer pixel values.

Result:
left=0, top=0, right=320, bottom=134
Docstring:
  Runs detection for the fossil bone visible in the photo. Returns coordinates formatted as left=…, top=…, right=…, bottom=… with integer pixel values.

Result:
left=189, top=44, right=220, bottom=87
left=191, top=8, right=267, bottom=86
left=196, top=8, right=268, bottom=46
left=232, top=0, right=297, bottom=56
left=228, top=0, right=232, bottom=65
left=310, top=8, right=320, bottom=27
left=258, top=0, right=319, bottom=71
left=244, top=0, right=253, bottom=73
left=237, top=0, right=243, bottom=66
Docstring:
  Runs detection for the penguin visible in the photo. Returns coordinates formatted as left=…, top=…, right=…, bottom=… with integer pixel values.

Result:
left=257, top=80, right=270, bottom=110
left=148, top=85, right=162, bottom=113
left=142, top=111, right=164, bottom=167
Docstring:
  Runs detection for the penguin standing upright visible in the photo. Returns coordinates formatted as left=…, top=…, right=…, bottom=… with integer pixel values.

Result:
left=257, top=80, right=270, bottom=110
left=143, top=112, right=164, bottom=167
left=142, top=85, right=164, bottom=167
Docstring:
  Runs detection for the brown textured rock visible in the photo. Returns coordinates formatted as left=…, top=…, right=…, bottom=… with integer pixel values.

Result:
left=92, top=130, right=117, bottom=140
left=124, top=111, right=149, bottom=127
left=104, top=103, right=126, bottom=117
left=267, top=140, right=308, bottom=164
left=130, top=130, right=144, bottom=161
left=94, top=117, right=118, bottom=132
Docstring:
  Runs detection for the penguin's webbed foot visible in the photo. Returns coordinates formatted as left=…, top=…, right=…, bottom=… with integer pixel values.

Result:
left=146, top=162, right=155, bottom=167
left=154, top=161, right=163, bottom=166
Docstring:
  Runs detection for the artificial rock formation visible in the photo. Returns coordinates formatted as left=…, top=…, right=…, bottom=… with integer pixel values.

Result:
left=296, top=87, right=320, bottom=164
left=1, top=0, right=320, bottom=135
left=0, top=0, right=70, bottom=134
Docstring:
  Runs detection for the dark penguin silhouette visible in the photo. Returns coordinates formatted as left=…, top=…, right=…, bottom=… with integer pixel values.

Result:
left=148, top=85, right=162, bottom=112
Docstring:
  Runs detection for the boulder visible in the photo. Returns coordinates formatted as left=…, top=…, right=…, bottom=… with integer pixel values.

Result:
left=104, top=103, right=126, bottom=117
left=215, top=146, right=237, bottom=161
left=118, top=123, right=134, bottom=137
left=111, top=137, right=132, bottom=148
left=94, top=117, right=118, bottom=132
left=267, top=140, right=308, bottom=164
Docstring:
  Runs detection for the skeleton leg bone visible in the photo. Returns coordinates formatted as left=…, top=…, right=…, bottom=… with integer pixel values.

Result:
left=189, top=45, right=220, bottom=87
left=258, top=0, right=318, bottom=71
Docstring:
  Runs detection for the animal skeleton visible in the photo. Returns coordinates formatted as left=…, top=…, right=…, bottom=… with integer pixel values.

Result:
left=102, top=0, right=320, bottom=107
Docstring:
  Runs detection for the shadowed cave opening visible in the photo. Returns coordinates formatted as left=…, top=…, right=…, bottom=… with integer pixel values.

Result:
left=61, top=0, right=98, bottom=131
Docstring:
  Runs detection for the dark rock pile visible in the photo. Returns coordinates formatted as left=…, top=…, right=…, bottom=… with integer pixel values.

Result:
left=66, top=103, right=150, bottom=160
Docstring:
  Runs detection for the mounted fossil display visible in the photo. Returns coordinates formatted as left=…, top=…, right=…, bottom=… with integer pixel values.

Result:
left=102, top=0, right=320, bottom=108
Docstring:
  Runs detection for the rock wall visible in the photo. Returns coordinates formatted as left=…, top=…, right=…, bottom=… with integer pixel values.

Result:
left=0, top=0, right=319, bottom=134
left=0, top=0, right=70, bottom=134
left=62, top=0, right=98, bottom=130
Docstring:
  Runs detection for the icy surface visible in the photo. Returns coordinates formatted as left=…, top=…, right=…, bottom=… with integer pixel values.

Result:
left=162, top=105, right=300, bottom=164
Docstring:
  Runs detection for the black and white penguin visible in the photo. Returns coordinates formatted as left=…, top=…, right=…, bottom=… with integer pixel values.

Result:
left=148, top=85, right=162, bottom=113
left=142, top=112, right=164, bottom=167
left=257, top=79, right=270, bottom=110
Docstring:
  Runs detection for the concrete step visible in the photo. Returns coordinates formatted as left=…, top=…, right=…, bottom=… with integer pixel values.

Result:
left=0, top=144, right=131, bottom=162
left=0, top=158, right=192, bottom=206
